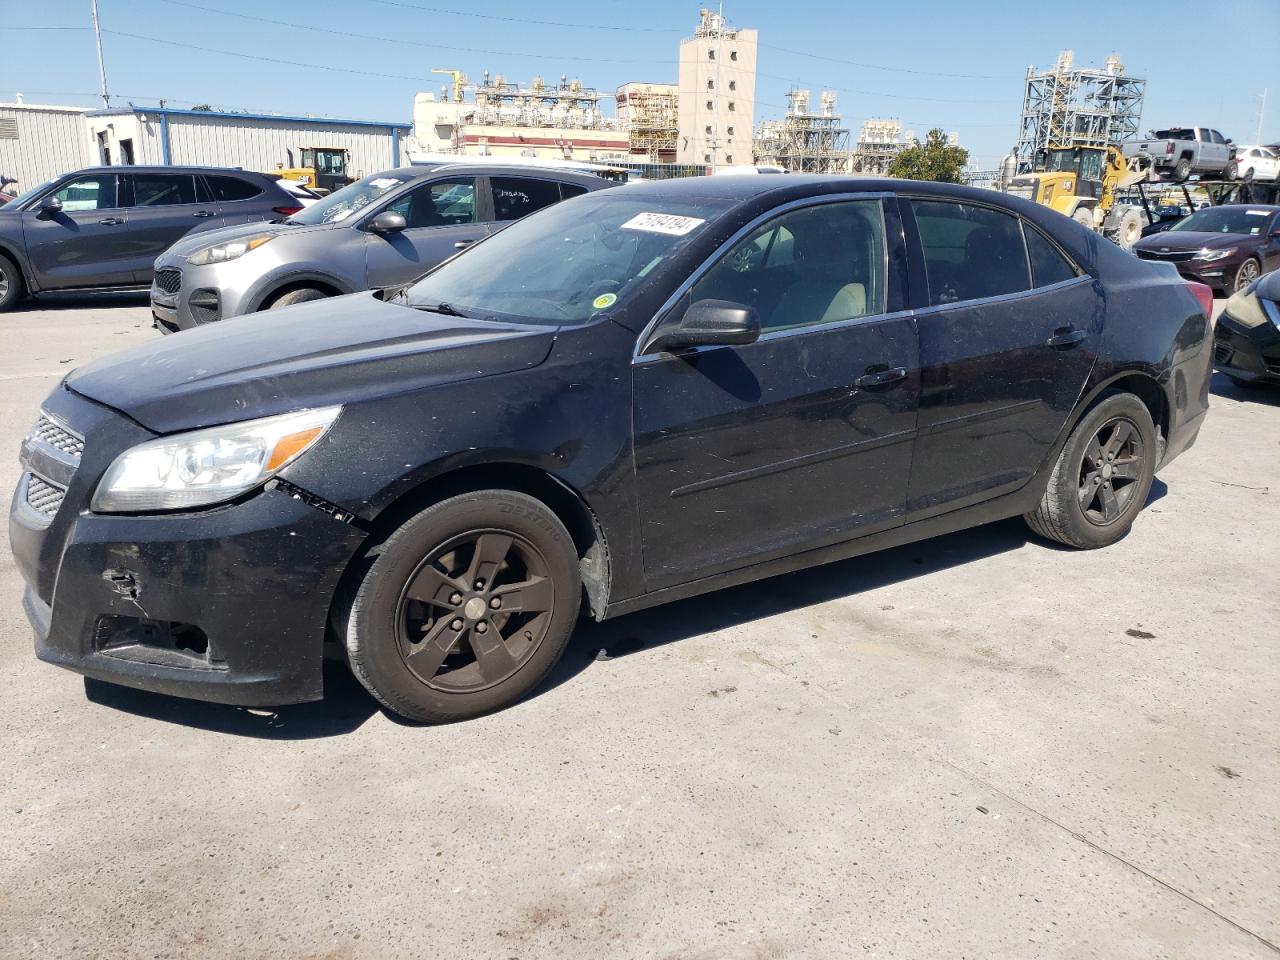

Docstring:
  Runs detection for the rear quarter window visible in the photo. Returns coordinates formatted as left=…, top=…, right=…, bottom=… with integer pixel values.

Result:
left=204, top=175, right=263, bottom=202
left=1023, top=224, right=1079, bottom=288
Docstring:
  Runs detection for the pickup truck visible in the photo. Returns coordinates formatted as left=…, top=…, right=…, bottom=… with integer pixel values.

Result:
left=1124, top=127, right=1235, bottom=182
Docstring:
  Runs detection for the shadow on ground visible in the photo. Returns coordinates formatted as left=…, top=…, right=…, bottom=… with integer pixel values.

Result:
left=16, top=291, right=151, bottom=312
left=79, top=483, right=1170, bottom=738
left=1210, top=371, right=1280, bottom=406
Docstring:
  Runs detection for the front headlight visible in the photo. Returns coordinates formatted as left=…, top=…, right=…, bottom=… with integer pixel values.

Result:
left=1197, top=247, right=1235, bottom=262
left=92, top=407, right=341, bottom=513
left=1223, top=287, right=1271, bottom=329
left=186, top=234, right=274, bottom=265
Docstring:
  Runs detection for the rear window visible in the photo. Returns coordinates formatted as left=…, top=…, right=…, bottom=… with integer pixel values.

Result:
left=130, top=174, right=198, bottom=206
left=909, top=200, right=1031, bottom=306
left=490, top=177, right=563, bottom=222
left=1154, top=129, right=1195, bottom=141
left=204, top=175, right=262, bottom=202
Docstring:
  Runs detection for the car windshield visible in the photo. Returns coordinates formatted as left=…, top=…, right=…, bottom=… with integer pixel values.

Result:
left=1169, top=207, right=1275, bottom=235
left=404, top=192, right=737, bottom=324
left=288, top=171, right=416, bottom=225
left=5, top=178, right=56, bottom=208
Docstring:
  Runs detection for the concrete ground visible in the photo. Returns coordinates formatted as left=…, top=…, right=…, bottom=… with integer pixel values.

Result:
left=0, top=294, right=1276, bottom=960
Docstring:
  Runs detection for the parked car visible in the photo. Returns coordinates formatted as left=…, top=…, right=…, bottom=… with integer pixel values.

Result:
left=0, top=176, right=16, bottom=207
left=11, top=177, right=1213, bottom=722
left=269, top=176, right=323, bottom=208
left=1123, top=127, right=1235, bottom=182
left=0, top=166, right=304, bottom=312
left=1229, top=145, right=1280, bottom=183
left=1132, top=204, right=1280, bottom=293
left=150, top=164, right=610, bottom=333
left=1214, top=269, right=1280, bottom=387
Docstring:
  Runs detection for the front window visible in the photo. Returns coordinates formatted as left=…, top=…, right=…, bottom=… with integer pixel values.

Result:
left=289, top=171, right=416, bottom=225
left=1169, top=207, right=1276, bottom=236
left=51, top=175, right=117, bottom=211
left=404, top=193, right=736, bottom=325
left=384, top=178, right=477, bottom=227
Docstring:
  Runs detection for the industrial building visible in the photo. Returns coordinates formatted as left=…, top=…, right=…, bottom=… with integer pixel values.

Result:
left=753, top=90, right=850, bottom=173
left=676, top=8, right=758, bottom=168
left=409, top=72, right=628, bottom=162
left=1016, top=51, right=1145, bottom=172
left=849, top=119, right=911, bottom=175
left=616, top=83, right=679, bottom=163
left=0, top=101, right=93, bottom=191
left=0, top=101, right=409, bottom=191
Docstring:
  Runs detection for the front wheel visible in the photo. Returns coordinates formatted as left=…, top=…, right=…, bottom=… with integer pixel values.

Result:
left=345, top=490, right=582, bottom=723
left=1072, top=208, right=1095, bottom=230
left=1025, top=393, right=1157, bottom=549
left=1234, top=257, right=1261, bottom=293
left=267, top=286, right=328, bottom=310
left=0, top=252, right=24, bottom=312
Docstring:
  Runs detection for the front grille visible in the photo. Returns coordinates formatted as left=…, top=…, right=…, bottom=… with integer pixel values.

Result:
left=1136, top=249, right=1196, bottom=263
left=25, top=474, right=65, bottom=519
left=154, top=267, right=182, bottom=294
left=31, top=415, right=84, bottom=458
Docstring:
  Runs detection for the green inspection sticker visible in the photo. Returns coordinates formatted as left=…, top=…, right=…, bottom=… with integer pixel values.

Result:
left=592, top=292, right=618, bottom=310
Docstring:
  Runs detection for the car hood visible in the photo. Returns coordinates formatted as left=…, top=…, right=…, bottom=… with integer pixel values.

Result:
left=162, top=218, right=338, bottom=258
left=1255, top=269, right=1280, bottom=302
left=66, top=292, right=559, bottom=434
left=1134, top=231, right=1250, bottom=252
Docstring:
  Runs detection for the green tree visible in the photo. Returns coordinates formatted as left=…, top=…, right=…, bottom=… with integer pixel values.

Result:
left=190, top=103, right=214, bottom=112
left=887, top=128, right=969, bottom=183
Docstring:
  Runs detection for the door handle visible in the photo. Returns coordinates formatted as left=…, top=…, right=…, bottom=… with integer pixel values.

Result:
left=192, top=210, right=216, bottom=218
left=97, top=217, right=125, bottom=225
left=453, top=240, right=476, bottom=249
left=854, top=365, right=908, bottom=388
left=1046, top=327, right=1087, bottom=348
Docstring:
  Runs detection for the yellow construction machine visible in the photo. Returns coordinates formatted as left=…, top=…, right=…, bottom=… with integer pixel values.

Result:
left=1006, top=144, right=1150, bottom=248
left=270, top=147, right=353, bottom=196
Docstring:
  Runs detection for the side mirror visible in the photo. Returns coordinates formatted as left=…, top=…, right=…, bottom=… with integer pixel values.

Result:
left=37, top=195, right=63, bottom=215
left=367, top=211, right=406, bottom=234
left=649, top=299, right=761, bottom=353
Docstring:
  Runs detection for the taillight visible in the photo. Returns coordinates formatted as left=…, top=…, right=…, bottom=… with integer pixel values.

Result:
left=1165, top=142, right=1174, bottom=155
left=1186, top=281, right=1214, bottom=318
left=273, top=206, right=303, bottom=216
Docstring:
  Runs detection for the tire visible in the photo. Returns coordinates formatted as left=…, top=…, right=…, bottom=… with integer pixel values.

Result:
left=1024, top=392, right=1157, bottom=550
left=345, top=490, right=581, bottom=723
left=1116, top=208, right=1144, bottom=249
left=0, top=252, right=24, bottom=312
left=1172, top=157, right=1192, bottom=182
left=267, top=286, right=328, bottom=309
left=1225, top=161, right=1239, bottom=181
left=1072, top=208, right=1094, bottom=230
left=1234, top=257, right=1261, bottom=293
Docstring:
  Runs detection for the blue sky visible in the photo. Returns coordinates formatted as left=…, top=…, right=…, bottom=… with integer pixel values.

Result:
left=2, top=0, right=1277, bottom=167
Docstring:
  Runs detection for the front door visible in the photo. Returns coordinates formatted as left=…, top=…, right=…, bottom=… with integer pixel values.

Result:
left=21, top=173, right=134, bottom=289
left=364, top=177, right=489, bottom=290
left=901, top=198, right=1099, bottom=519
left=633, top=198, right=919, bottom=590
left=121, top=172, right=217, bottom=281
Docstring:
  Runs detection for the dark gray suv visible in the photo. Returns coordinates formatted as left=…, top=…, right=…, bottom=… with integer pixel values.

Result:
left=0, top=166, right=302, bottom=311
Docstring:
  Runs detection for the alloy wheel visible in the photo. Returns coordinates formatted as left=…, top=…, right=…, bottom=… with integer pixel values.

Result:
left=395, top=529, right=555, bottom=692
left=1077, top=416, right=1145, bottom=525
left=1236, top=259, right=1260, bottom=292
left=0, top=263, right=8, bottom=299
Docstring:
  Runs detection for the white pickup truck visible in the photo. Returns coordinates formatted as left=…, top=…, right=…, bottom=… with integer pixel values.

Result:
left=1123, top=127, right=1235, bottom=182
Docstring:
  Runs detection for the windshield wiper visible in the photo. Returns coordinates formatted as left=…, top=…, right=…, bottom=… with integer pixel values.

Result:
left=412, top=301, right=469, bottom=318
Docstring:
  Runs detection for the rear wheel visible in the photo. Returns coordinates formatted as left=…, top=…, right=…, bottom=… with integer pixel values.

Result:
left=1025, top=392, right=1156, bottom=549
left=0, top=252, right=24, bottom=312
left=345, top=490, right=581, bottom=723
left=1172, top=157, right=1192, bottom=182
left=267, top=286, right=328, bottom=310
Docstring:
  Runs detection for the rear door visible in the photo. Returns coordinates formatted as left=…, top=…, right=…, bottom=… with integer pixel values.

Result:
left=121, top=172, right=217, bottom=280
left=901, top=198, right=1098, bottom=519
left=20, top=173, right=134, bottom=289
left=632, top=196, right=919, bottom=589
left=363, top=176, right=486, bottom=290
left=199, top=173, right=272, bottom=227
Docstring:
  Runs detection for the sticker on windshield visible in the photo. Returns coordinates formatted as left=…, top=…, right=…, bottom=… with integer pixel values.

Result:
left=621, top=212, right=707, bottom=236
left=369, top=178, right=401, bottom=189
left=592, top=292, right=618, bottom=310
left=1246, top=210, right=1268, bottom=216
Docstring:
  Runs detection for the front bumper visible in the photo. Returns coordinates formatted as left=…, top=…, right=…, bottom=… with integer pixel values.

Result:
left=10, top=385, right=367, bottom=707
left=1214, top=309, right=1280, bottom=384
left=150, top=257, right=249, bottom=335
left=1134, top=251, right=1244, bottom=293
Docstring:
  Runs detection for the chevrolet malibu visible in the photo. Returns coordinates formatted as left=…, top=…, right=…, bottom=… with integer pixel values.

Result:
left=11, top=177, right=1213, bottom=723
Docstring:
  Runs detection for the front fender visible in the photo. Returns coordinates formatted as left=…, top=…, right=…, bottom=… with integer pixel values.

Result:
left=243, top=268, right=358, bottom=313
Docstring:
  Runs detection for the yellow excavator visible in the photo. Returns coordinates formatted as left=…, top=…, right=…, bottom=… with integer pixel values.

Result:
left=1006, top=144, right=1150, bottom=249
left=270, top=147, right=353, bottom=196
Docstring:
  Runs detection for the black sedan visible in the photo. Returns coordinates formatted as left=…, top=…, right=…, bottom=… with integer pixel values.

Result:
left=1132, top=204, right=1280, bottom=294
left=10, top=177, right=1213, bottom=722
left=1215, top=269, right=1280, bottom=386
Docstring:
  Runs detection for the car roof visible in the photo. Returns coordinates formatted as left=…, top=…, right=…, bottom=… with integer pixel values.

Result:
left=72, top=165, right=273, bottom=177
left=366, top=164, right=608, bottom=187
left=613, top=174, right=1010, bottom=207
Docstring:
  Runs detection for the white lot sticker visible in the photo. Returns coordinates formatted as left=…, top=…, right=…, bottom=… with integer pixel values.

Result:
left=1246, top=210, right=1268, bottom=216
left=621, top=212, right=707, bottom=236
left=369, top=178, right=401, bottom=189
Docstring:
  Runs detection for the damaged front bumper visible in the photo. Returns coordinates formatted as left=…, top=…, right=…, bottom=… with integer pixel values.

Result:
left=9, top=385, right=366, bottom=707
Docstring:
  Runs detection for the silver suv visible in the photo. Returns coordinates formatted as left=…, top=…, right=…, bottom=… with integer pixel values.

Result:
left=150, top=164, right=610, bottom=333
